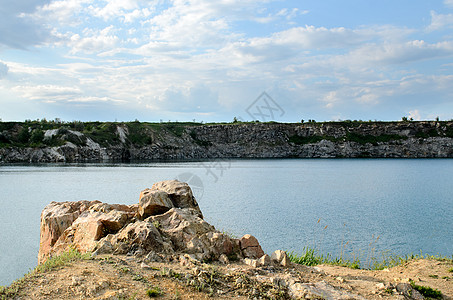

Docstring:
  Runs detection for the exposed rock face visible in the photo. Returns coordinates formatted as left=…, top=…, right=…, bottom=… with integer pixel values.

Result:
left=38, top=200, right=101, bottom=263
left=138, top=190, right=173, bottom=218
left=2, top=121, right=453, bottom=163
left=240, top=234, right=265, bottom=259
left=38, top=180, right=254, bottom=264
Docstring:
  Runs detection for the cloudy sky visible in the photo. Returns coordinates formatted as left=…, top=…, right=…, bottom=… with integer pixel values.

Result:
left=1, top=0, right=453, bottom=122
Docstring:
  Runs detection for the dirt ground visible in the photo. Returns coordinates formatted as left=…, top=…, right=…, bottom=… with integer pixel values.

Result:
left=3, top=254, right=453, bottom=299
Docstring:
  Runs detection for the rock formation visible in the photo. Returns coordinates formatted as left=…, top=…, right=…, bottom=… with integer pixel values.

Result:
left=39, top=180, right=254, bottom=264
left=2, top=121, right=453, bottom=163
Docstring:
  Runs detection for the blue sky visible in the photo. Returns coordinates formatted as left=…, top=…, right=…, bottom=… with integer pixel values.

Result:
left=1, top=0, right=453, bottom=122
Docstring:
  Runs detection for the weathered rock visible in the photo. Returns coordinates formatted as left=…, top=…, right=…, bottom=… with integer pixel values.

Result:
left=288, top=280, right=367, bottom=300
left=218, top=254, right=229, bottom=264
left=240, top=234, right=265, bottom=259
left=4, top=121, right=453, bottom=163
left=138, top=189, right=173, bottom=218
left=38, top=180, right=262, bottom=267
left=244, top=258, right=259, bottom=268
left=271, top=250, right=288, bottom=266
left=38, top=200, right=101, bottom=263
left=258, top=254, right=271, bottom=266
left=396, top=283, right=425, bottom=300
left=150, top=180, right=203, bottom=218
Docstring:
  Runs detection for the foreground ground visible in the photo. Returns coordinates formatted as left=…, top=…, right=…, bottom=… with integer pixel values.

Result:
left=2, top=254, right=452, bottom=300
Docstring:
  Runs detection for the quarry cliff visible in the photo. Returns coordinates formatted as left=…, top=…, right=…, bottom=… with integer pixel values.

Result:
left=1, top=120, right=453, bottom=163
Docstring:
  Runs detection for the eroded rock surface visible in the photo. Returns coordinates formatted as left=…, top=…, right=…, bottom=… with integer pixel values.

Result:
left=39, top=180, right=251, bottom=264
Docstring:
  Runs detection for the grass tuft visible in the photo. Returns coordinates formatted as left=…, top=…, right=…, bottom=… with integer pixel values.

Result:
left=35, top=248, right=91, bottom=273
left=288, top=247, right=453, bottom=271
left=410, top=280, right=443, bottom=299
left=0, top=248, right=91, bottom=299
left=146, top=286, right=162, bottom=298
left=287, top=247, right=360, bottom=269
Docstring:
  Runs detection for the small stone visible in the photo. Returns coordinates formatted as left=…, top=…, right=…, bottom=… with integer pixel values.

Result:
left=219, top=254, right=229, bottom=264
left=71, top=276, right=83, bottom=286
left=98, top=280, right=109, bottom=289
left=258, top=254, right=271, bottom=266
left=280, top=254, right=289, bottom=267
left=244, top=258, right=259, bottom=268
left=140, top=262, right=151, bottom=270
left=336, top=276, right=345, bottom=283
left=179, top=255, right=191, bottom=267
left=271, top=250, right=290, bottom=266
left=271, top=250, right=286, bottom=262
left=376, top=283, right=386, bottom=290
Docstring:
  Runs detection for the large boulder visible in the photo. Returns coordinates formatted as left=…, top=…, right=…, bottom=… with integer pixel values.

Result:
left=149, top=180, right=203, bottom=218
left=38, top=180, right=264, bottom=265
left=138, top=190, right=174, bottom=218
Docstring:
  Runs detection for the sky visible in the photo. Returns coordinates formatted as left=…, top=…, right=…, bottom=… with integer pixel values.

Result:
left=1, top=0, right=453, bottom=123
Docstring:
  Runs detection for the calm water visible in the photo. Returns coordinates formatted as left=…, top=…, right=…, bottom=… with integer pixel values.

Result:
left=1, top=159, right=452, bottom=286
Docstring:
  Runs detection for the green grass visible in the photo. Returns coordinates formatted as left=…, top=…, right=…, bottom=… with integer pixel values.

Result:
left=410, top=280, right=443, bottom=299
left=287, top=247, right=360, bottom=269
left=0, top=248, right=91, bottom=299
left=288, top=247, right=453, bottom=271
left=35, top=248, right=92, bottom=273
left=146, top=286, right=162, bottom=297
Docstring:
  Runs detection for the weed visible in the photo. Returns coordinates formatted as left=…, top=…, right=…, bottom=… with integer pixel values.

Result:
left=172, top=288, right=181, bottom=300
left=448, top=267, right=453, bottom=273
left=410, top=280, right=442, bottom=299
left=1, top=249, right=91, bottom=299
left=35, top=248, right=91, bottom=273
left=288, top=248, right=327, bottom=266
left=146, top=286, right=162, bottom=298
left=160, top=267, right=180, bottom=279
left=429, top=274, right=439, bottom=279
left=152, top=221, right=161, bottom=229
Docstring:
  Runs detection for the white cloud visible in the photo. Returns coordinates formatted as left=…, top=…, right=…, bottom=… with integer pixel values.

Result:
left=345, top=40, right=453, bottom=66
left=0, top=62, right=8, bottom=79
left=69, top=26, right=119, bottom=54
left=445, top=0, right=453, bottom=8
left=35, top=0, right=91, bottom=25
left=428, top=11, right=453, bottom=31
left=123, top=8, right=152, bottom=23
left=13, top=84, right=82, bottom=102
left=91, top=0, right=140, bottom=21
left=408, top=109, right=421, bottom=121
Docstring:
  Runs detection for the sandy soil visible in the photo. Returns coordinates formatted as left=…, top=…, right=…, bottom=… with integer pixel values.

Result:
left=3, top=255, right=452, bottom=299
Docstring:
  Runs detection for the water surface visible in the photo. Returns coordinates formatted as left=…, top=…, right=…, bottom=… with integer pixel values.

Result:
left=1, top=159, right=452, bottom=285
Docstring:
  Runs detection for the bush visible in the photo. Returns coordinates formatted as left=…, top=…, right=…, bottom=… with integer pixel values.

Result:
left=30, top=129, right=44, bottom=145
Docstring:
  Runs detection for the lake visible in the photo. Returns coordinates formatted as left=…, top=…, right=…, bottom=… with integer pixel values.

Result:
left=1, top=159, right=452, bottom=286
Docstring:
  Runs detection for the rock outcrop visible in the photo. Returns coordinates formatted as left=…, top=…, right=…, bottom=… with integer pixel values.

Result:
left=38, top=180, right=253, bottom=264
left=2, top=121, right=453, bottom=163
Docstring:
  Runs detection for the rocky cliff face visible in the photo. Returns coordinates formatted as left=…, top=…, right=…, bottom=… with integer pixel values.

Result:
left=1, top=121, right=453, bottom=162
